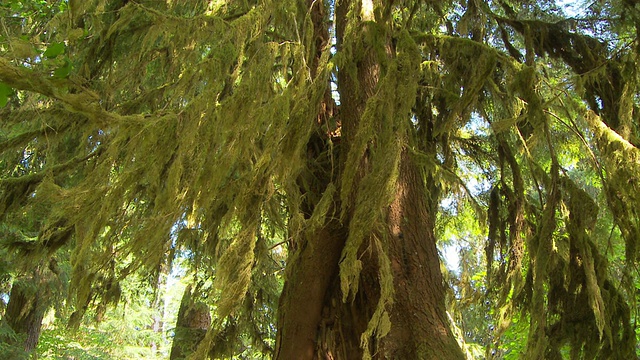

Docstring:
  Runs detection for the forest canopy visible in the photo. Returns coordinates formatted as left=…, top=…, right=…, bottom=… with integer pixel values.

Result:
left=1, top=0, right=640, bottom=359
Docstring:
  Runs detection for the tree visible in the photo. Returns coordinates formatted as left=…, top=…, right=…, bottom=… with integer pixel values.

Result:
left=2, top=269, right=48, bottom=357
left=1, top=0, right=639, bottom=359
left=169, top=285, right=211, bottom=360
left=0, top=254, right=64, bottom=359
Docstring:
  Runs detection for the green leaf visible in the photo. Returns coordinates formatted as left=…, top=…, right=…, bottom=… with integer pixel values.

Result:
left=0, top=82, right=12, bottom=108
left=10, top=1, right=22, bottom=12
left=53, top=58, right=72, bottom=78
left=43, top=42, right=65, bottom=59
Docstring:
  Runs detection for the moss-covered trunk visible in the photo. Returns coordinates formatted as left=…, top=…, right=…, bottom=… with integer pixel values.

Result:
left=274, top=157, right=464, bottom=359
left=2, top=270, right=47, bottom=357
left=274, top=1, right=465, bottom=358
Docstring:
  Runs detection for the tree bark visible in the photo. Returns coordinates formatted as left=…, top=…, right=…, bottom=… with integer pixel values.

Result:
left=275, top=223, right=346, bottom=359
left=381, top=151, right=464, bottom=358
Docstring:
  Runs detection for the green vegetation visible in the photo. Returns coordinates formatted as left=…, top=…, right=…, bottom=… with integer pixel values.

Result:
left=1, top=0, right=640, bottom=359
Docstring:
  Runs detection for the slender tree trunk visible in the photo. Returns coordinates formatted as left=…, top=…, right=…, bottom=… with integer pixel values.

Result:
left=150, top=256, right=171, bottom=355
left=2, top=268, right=48, bottom=357
left=169, top=285, right=211, bottom=360
left=274, top=1, right=465, bottom=358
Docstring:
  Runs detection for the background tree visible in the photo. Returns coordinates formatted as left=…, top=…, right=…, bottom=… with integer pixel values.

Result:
left=169, top=285, right=211, bottom=360
left=1, top=0, right=639, bottom=359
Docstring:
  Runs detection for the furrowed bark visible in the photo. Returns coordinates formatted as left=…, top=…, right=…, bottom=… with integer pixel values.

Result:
left=382, top=151, right=465, bottom=358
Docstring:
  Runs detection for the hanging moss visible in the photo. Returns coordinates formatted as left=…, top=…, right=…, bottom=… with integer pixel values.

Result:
left=337, top=26, right=421, bottom=310
left=585, top=110, right=640, bottom=263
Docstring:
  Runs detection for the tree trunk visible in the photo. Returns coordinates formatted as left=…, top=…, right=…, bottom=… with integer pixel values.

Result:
left=169, top=285, right=211, bottom=360
left=2, top=269, right=48, bottom=357
left=150, top=255, right=171, bottom=355
left=381, top=151, right=464, bottom=357
left=274, top=1, right=465, bottom=358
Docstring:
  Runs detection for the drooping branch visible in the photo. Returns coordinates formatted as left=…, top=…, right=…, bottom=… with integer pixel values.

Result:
left=0, top=58, right=159, bottom=125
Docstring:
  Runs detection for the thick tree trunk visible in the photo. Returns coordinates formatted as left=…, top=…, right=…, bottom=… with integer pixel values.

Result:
left=381, top=152, right=464, bottom=358
left=274, top=223, right=346, bottom=359
left=274, top=1, right=465, bottom=358
left=276, top=154, right=465, bottom=359
left=275, top=159, right=466, bottom=360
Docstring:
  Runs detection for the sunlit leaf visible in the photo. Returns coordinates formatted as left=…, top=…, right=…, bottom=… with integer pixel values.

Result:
left=0, top=82, right=12, bottom=108
left=52, top=58, right=72, bottom=78
left=43, top=42, right=65, bottom=59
